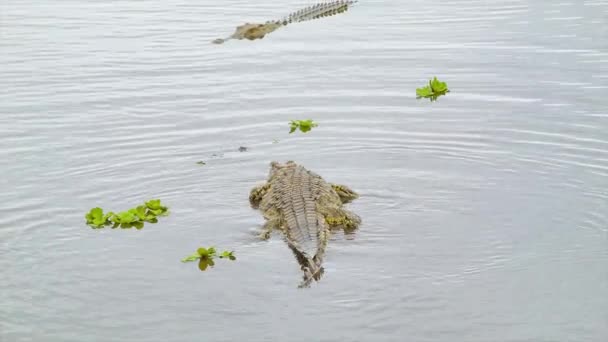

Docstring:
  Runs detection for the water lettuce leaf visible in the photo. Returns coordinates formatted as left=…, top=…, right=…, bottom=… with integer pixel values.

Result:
left=415, top=87, right=433, bottom=98
left=219, top=251, right=236, bottom=260
left=430, top=77, right=448, bottom=93
left=181, top=253, right=202, bottom=262
left=416, top=77, right=450, bottom=101
left=182, top=247, right=216, bottom=262
left=85, top=207, right=111, bottom=228
left=129, top=205, right=157, bottom=222
left=145, top=199, right=169, bottom=216
left=197, top=247, right=217, bottom=258
left=112, top=211, right=137, bottom=224
left=289, top=120, right=318, bottom=134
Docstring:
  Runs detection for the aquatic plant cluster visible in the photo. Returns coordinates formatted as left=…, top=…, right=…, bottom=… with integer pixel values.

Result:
left=85, top=199, right=169, bottom=229
left=85, top=200, right=235, bottom=270
left=416, top=77, right=450, bottom=101
left=182, top=247, right=236, bottom=271
left=289, top=119, right=318, bottom=133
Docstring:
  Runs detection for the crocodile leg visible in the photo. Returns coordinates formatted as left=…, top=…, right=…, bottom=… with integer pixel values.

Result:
left=330, top=183, right=359, bottom=204
left=322, top=207, right=361, bottom=233
left=258, top=217, right=280, bottom=240
left=249, top=182, right=271, bottom=208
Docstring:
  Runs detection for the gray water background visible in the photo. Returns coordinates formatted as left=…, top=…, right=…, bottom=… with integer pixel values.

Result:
left=1, top=0, right=607, bottom=341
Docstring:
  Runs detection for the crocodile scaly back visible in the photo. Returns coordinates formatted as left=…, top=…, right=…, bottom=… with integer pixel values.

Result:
left=270, top=163, right=329, bottom=258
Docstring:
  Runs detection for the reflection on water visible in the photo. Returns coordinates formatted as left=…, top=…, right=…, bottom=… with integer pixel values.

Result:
left=198, top=257, right=215, bottom=271
left=1, top=0, right=607, bottom=341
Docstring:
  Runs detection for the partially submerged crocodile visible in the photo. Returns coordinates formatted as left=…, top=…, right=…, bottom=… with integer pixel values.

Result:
left=249, top=161, right=361, bottom=287
left=213, top=0, right=358, bottom=44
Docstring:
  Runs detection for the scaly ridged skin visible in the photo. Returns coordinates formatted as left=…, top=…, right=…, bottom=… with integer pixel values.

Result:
left=280, top=0, right=357, bottom=25
left=274, top=163, right=325, bottom=257
left=212, top=1, right=358, bottom=44
left=250, top=161, right=361, bottom=287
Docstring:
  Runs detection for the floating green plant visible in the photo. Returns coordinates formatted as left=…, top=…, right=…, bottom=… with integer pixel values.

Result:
left=85, top=199, right=169, bottom=229
left=218, top=250, right=236, bottom=260
left=85, top=207, right=112, bottom=228
left=182, top=247, right=217, bottom=262
left=182, top=247, right=236, bottom=271
left=196, top=161, right=206, bottom=165
left=416, top=77, right=450, bottom=101
left=289, top=119, right=318, bottom=134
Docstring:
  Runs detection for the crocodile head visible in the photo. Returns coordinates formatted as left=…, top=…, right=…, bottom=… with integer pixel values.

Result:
left=232, top=22, right=282, bottom=41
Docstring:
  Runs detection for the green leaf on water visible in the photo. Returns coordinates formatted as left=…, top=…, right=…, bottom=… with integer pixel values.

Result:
left=196, top=161, right=206, bottom=165
left=182, top=247, right=236, bottom=269
left=112, top=211, right=137, bottom=224
left=416, top=77, right=450, bottom=101
left=219, top=250, right=236, bottom=260
left=197, top=247, right=217, bottom=258
left=145, top=199, right=163, bottom=210
left=289, top=120, right=318, bottom=134
left=181, top=253, right=201, bottom=262
left=85, top=207, right=102, bottom=221
left=430, top=77, right=448, bottom=93
left=129, top=206, right=144, bottom=220
left=415, top=85, right=434, bottom=97
left=85, top=207, right=109, bottom=228
left=145, top=199, right=168, bottom=216
left=130, top=205, right=157, bottom=221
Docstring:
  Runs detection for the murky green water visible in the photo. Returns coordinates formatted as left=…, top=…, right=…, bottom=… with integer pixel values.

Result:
left=1, top=0, right=607, bottom=341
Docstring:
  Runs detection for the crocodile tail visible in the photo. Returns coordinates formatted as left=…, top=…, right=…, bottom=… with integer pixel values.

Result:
left=298, top=255, right=325, bottom=288
left=279, top=0, right=358, bottom=26
left=286, top=242, right=325, bottom=288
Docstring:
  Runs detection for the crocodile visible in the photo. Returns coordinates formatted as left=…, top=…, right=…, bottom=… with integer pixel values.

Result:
left=249, top=161, right=361, bottom=287
left=212, top=0, right=358, bottom=44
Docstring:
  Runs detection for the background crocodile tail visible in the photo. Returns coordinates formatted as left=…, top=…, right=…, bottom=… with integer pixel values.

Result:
left=279, top=0, right=358, bottom=26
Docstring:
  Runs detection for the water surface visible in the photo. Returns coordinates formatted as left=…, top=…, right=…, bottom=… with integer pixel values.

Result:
left=1, top=0, right=607, bottom=341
